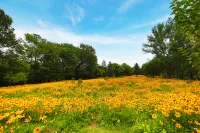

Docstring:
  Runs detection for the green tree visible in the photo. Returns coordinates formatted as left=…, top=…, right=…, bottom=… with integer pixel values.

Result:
left=142, top=21, right=171, bottom=58
left=0, top=9, right=16, bottom=51
left=121, top=63, right=133, bottom=76
left=0, top=9, right=29, bottom=86
left=171, top=0, right=200, bottom=74
left=75, top=44, right=98, bottom=79
left=97, top=60, right=107, bottom=77
left=24, top=34, right=47, bottom=83
left=112, top=63, right=123, bottom=77
left=142, top=58, right=164, bottom=78
left=133, top=63, right=140, bottom=76
left=58, top=43, right=79, bottom=79
left=107, top=62, right=114, bottom=77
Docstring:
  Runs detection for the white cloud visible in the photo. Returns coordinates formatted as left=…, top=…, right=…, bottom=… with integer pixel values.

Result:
left=97, top=52, right=153, bottom=66
left=118, top=0, right=140, bottom=13
left=94, top=16, right=104, bottom=22
left=65, top=4, right=85, bottom=26
left=14, top=20, right=151, bottom=65
left=126, top=14, right=171, bottom=30
left=15, top=25, right=143, bottom=46
left=37, top=20, right=48, bottom=28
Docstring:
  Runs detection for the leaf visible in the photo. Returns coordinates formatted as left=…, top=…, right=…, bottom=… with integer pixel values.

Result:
left=162, top=129, right=167, bottom=133
left=146, top=125, right=151, bottom=132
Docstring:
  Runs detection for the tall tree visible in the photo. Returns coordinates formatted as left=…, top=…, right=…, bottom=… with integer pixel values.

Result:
left=171, top=0, right=200, bottom=74
left=58, top=43, right=79, bottom=79
left=75, top=44, right=98, bottom=79
left=133, top=63, right=140, bottom=76
left=0, top=9, right=29, bottom=86
left=24, top=34, right=47, bottom=83
left=142, top=21, right=171, bottom=58
left=107, top=62, right=114, bottom=77
left=0, top=9, right=16, bottom=52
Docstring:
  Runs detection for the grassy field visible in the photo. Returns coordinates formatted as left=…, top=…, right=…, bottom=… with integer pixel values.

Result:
left=0, top=76, right=200, bottom=133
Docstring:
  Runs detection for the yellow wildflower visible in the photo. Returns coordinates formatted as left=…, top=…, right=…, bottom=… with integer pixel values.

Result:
left=39, top=114, right=47, bottom=121
left=194, top=121, right=200, bottom=126
left=194, top=128, right=200, bottom=133
left=33, top=126, right=41, bottom=133
left=0, top=126, right=3, bottom=133
left=175, top=123, right=181, bottom=129
left=152, top=114, right=157, bottom=119
left=15, top=110, right=24, bottom=115
left=175, top=112, right=181, bottom=118
left=160, top=121, right=164, bottom=125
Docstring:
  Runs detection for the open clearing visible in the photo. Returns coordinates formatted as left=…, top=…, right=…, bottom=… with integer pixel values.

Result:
left=1, top=76, right=200, bottom=133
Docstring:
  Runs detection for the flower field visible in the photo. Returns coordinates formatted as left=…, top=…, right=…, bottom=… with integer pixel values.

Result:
left=0, top=76, right=200, bottom=133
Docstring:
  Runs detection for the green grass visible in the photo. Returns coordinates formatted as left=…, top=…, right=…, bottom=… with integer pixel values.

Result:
left=80, top=127, right=122, bottom=133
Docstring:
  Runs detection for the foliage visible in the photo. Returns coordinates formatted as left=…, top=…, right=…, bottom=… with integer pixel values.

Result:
left=170, top=0, right=200, bottom=74
left=142, top=17, right=199, bottom=79
left=133, top=63, right=140, bottom=75
left=0, top=9, right=29, bottom=86
left=142, top=58, right=164, bottom=77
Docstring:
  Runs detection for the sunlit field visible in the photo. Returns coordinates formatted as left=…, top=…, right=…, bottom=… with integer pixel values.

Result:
left=1, top=76, right=200, bottom=133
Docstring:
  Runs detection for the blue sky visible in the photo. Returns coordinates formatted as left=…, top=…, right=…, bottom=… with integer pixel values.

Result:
left=0, top=0, right=172, bottom=66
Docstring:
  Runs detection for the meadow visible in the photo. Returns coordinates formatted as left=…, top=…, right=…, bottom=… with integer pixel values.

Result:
left=0, top=76, right=200, bottom=133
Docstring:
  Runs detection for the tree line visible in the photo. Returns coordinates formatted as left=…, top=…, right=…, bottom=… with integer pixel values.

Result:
left=141, top=0, right=200, bottom=79
left=0, top=9, right=142, bottom=86
left=1, top=0, right=200, bottom=86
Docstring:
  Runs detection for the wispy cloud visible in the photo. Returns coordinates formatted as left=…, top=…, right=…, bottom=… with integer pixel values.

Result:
left=15, top=26, right=136, bottom=45
left=37, top=20, right=48, bottom=28
left=14, top=20, right=152, bottom=66
left=118, top=0, right=141, bottom=13
left=107, top=0, right=142, bottom=28
left=123, top=14, right=171, bottom=31
left=65, top=4, right=85, bottom=26
left=94, top=16, right=104, bottom=22
left=14, top=19, right=149, bottom=46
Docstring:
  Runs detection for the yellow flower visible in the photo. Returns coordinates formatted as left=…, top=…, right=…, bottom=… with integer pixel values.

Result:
left=16, top=114, right=25, bottom=119
left=50, top=119, right=54, bottom=123
left=175, top=123, right=181, bottom=129
left=194, top=128, right=200, bottom=133
left=152, top=114, right=157, bottom=119
left=0, top=113, right=10, bottom=121
left=3, top=113, right=10, bottom=117
left=6, top=115, right=16, bottom=125
left=0, top=116, right=4, bottom=121
left=160, top=121, right=164, bottom=125
left=24, top=118, right=30, bottom=123
left=175, top=112, right=181, bottom=118
left=162, top=112, right=169, bottom=117
left=33, top=126, right=41, bottom=133
left=172, top=119, right=176, bottom=122
left=15, top=110, right=24, bottom=115
left=0, top=126, right=3, bottom=133
left=117, top=119, right=120, bottom=123
left=28, top=115, right=32, bottom=121
left=39, top=114, right=47, bottom=121
left=10, top=127, right=15, bottom=133
left=194, top=121, right=200, bottom=126
left=188, top=120, right=193, bottom=124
